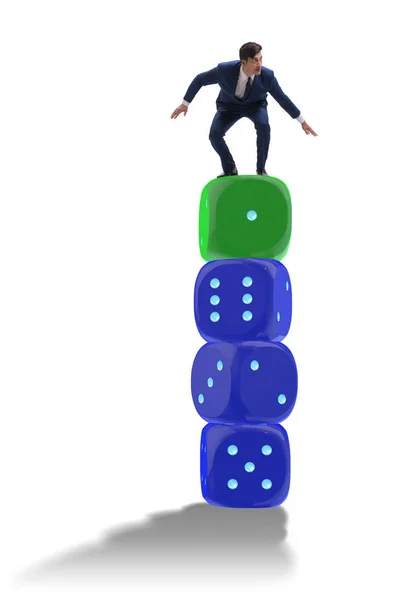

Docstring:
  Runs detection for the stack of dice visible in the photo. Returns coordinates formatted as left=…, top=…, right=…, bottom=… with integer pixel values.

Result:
left=191, top=174, right=298, bottom=508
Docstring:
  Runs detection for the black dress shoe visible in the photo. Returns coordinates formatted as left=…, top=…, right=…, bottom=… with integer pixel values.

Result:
left=256, top=168, right=268, bottom=176
left=217, top=167, right=238, bottom=178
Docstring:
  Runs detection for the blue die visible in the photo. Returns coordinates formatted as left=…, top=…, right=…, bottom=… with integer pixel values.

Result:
left=201, top=423, right=290, bottom=508
left=194, top=258, right=292, bottom=343
left=191, top=341, right=297, bottom=424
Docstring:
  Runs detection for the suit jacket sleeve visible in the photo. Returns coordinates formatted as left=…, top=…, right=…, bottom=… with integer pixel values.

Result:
left=183, top=66, right=219, bottom=103
left=269, top=71, right=301, bottom=119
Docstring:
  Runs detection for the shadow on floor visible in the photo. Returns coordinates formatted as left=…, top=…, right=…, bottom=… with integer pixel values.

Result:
left=18, top=502, right=296, bottom=587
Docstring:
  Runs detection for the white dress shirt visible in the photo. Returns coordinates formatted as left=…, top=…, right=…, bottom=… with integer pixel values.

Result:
left=182, top=65, right=305, bottom=124
left=234, top=65, right=256, bottom=99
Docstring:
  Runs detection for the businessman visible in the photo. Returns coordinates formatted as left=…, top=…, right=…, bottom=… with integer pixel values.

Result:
left=171, top=42, right=317, bottom=177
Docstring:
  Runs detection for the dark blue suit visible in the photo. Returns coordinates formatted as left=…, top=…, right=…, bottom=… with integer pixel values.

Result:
left=183, top=60, right=301, bottom=173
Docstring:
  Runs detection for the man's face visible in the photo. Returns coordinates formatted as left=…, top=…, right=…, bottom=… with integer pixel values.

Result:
left=243, top=52, right=262, bottom=76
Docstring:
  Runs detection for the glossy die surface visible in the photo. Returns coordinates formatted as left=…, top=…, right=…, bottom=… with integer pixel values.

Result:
left=191, top=341, right=297, bottom=424
left=199, top=175, right=292, bottom=261
left=194, top=258, right=292, bottom=343
left=201, top=423, right=290, bottom=508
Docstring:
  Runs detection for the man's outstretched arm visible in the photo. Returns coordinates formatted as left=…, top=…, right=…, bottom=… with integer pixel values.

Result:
left=268, top=72, right=302, bottom=119
left=182, top=65, right=219, bottom=104
left=269, top=72, right=318, bottom=136
left=171, top=66, right=219, bottom=119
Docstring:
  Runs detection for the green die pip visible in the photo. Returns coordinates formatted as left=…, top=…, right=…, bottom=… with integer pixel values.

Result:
left=199, top=175, right=292, bottom=261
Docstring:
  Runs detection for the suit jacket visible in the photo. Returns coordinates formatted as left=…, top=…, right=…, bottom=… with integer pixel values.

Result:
left=183, top=60, right=301, bottom=118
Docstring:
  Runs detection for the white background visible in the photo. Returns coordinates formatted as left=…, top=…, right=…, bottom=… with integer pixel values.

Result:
left=1, top=0, right=400, bottom=598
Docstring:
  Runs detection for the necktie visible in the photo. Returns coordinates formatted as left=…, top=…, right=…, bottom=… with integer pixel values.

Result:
left=242, top=77, right=252, bottom=101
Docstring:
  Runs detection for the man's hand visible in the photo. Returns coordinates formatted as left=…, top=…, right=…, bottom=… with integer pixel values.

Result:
left=170, top=104, right=188, bottom=119
left=302, top=121, right=318, bottom=136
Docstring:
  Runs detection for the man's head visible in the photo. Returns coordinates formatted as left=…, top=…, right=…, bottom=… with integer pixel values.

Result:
left=239, top=42, right=263, bottom=76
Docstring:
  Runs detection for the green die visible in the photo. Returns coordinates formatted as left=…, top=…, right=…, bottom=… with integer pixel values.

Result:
left=199, top=175, right=292, bottom=261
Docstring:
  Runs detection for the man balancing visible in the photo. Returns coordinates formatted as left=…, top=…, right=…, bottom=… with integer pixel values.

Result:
left=171, top=41, right=317, bottom=177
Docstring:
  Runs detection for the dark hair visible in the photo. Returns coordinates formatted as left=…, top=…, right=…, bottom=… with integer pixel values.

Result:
left=239, top=42, right=262, bottom=62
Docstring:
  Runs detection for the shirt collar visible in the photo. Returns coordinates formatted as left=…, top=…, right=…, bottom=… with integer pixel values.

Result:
left=240, top=65, right=255, bottom=82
